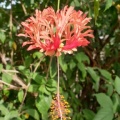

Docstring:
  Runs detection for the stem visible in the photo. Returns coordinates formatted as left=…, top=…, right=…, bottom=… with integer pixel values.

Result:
left=33, top=55, right=45, bottom=73
left=57, top=0, right=60, bottom=10
left=57, top=57, right=62, bottom=120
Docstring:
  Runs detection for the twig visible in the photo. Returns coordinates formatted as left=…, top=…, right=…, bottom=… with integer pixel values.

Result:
left=33, top=55, right=45, bottom=73
left=18, top=82, right=30, bottom=112
left=0, top=80, right=25, bottom=90
left=12, top=74, right=27, bottom=88
left=2, top=69, right=19, bottom=73
left=2, top=70, right=27, bottom=88
left=20, top=0, right=27, bottom=16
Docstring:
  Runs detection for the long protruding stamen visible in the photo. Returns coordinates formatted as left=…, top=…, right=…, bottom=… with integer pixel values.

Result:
left=57, top=57, right=63, bottom=120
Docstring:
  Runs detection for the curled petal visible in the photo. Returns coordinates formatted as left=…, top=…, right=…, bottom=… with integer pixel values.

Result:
left=18, top=6, right=94, bottom=56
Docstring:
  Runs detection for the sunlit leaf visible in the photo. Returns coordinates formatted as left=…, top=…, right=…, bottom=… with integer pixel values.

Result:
left=36, top=95, right=52, bottom=119
left=114, top=76, right=120, bottom=94
left=93, top=108, right=113, bottom=120
left=18, top=89, right=24, bottom=103
left=94, top=93, right=113, bottom=108
left=105, top=0, right=113, bottom=11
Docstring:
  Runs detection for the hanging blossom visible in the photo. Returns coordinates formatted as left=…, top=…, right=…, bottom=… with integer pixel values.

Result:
left=18, top=6, right=94, bottom=56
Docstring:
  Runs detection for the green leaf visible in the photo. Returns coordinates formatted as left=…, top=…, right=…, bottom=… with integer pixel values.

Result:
left=4, top=111, right=19, bottom=120
left=24, top=109, right=39, bottom=120
left=0, top=117, right=4, bottom=120
left=77, top=62, right=86, bottom=79
left=39, top=85, right=50, bottom=95
left=93, top=108, right=114, bottom=120
left=18, top=90, right=24, bottom=103
left=59, top=56, right=67, bottom=73
left=114, top=76, right=120, bottom=94
left=33, top=51, right=43, bottom=59
left=32, top=73, right=45, bottom=84
left=28, top=84, right=39, bottom=93
left=2, top=73, right=12, bottom=84
left=98, top=69, right=113, bottom=83
left=36, top=95, right=52, bottom=119
left=94, top=93, right=113, bottom=108
left=0, top=31, right=6, bottom=43
left=107, top=84, right=113, bottom=96
left=0, top=64, right=3, bottom=73
left=46, top=79, right=57, bottom=90
left=50, top=58, right=57, bottom=78
left=83, top=109, right=95, bottom=120
left=75, top=52, right=90, bottom=64
left=94, top=0, right=99, bottom=22
left=87, top=67, right=100, bottom=91
left=112, top=93, right=120, bottom=113
left=0, top=104, right=9, bottom=115
left=18, top=66, right=25, bottom=71
left=25, top=56, right=32, bottom=68
left=105, top=0, right=113, bottom=11
left=69, top=59, right=76, bottom=70
left=70, top=0, right=80, bottom=7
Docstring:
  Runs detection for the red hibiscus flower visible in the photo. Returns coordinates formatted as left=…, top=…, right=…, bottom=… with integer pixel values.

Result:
left=18, top=6, right=94, bottom=56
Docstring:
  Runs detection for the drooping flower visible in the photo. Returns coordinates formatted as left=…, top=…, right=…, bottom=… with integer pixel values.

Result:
left=18, top=6, right=94, bottom=56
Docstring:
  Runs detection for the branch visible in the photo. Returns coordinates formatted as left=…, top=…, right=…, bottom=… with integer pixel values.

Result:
left=0, top=80, right=25, bottom=90
left=20, top=0, right=27, bottom=16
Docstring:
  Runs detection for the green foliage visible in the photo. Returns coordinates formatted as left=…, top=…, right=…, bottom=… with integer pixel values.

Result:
left=0, top=0, right=120, bottom=120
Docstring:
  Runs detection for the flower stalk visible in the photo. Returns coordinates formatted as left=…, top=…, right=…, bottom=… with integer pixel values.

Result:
left=57, top=57, right=63, bottom=120
left=57, top=0, right=60, bottom=10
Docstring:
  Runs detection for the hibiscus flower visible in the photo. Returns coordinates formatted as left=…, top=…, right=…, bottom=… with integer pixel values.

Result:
left=18, top=6, right=94, bottom=56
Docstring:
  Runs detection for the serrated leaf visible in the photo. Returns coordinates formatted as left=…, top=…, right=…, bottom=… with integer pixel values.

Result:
left=93, top=108, right=113, bottom=120
left=114, top=76, right=120, bottom=94
left=36, top=95, right=52, bottom=119
left=94, top=93, right=113, bottom=108
left=18, top=90, right=24, bottom=103
left=24, top=109, right=39, bottom=120
left=105, top=0, right=113, bottom=11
